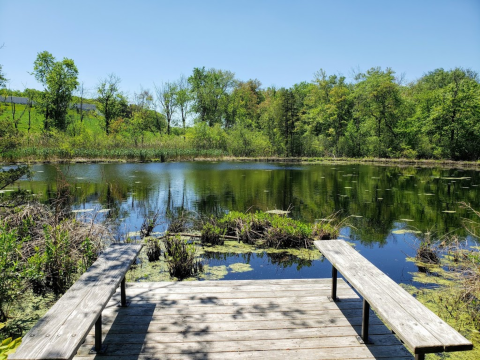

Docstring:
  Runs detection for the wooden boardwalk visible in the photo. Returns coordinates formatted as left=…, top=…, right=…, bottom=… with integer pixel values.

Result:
left=73, top=279, right=413, bottom=360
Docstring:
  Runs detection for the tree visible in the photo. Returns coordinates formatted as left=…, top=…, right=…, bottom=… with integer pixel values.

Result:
left=96, top=74, right=127, bottom=135
left=0, top=64, right=6, bottom=89
left=414, top=68, right=480, bottom=160
left=353, top=67, right=402, bottom=157
left=75, top=82, right=87, bottom=123
left=32, top=51, right=79, bottom=131
left=155, top=81, right=178, bottom=135
left=0, top=44, right=6, bottom=89
left=226, top=79, right=262, bottom=129
left=176, top=74, right=191, bottom=139
left=188, top=67, right=235, bottom=126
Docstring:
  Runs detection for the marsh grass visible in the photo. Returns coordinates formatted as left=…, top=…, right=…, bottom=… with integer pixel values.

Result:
left=163, top=235, right=203, bottom=280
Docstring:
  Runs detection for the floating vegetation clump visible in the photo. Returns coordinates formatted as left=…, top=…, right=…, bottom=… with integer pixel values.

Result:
left=145, top=237, right=161, bottom=262
left=201, top=221, right=226, bottom=245
left=228, top=263, right=253, bottom=273
left=416, top=241, right=440, bottom=264
left=163, top=235, right=203, bottom=280
left=209, top=211, right=339, bottom=248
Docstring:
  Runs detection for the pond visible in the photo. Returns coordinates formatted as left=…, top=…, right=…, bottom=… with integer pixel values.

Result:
left=9, top=161, right=480, bottom=285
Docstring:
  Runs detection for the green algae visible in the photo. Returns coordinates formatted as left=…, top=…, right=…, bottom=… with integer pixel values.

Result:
left=228, top=263, right=253, bottom=273
left=200, top=265, right=229, bottom=280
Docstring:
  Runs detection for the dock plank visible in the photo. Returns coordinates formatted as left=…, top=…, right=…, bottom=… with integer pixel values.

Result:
left=72, top=279, right=413, bottom=360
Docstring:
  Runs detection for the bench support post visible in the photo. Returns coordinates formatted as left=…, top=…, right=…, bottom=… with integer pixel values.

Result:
left=356, top=298, right=373, bottom=344
left=328, top=266, right=338, bottom=302
left=415, top=355, right=425, bottom=360
left=121, top=277, right=127, bottom=307
left=89, top=314, right=107, bottom=354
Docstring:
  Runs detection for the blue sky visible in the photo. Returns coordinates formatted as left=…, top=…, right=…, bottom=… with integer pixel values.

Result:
left=0, top=0, right=479, bottom=97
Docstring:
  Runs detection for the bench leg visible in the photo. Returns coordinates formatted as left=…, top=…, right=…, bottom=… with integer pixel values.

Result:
left=415, top=354, right=425, bottom=360
left=328, top=266, right=338, bottom=302
left=356, top=298, right=373, bottom=344
left=119, top=277, right=131, bottom=307
left=95, top=314, right=102, bottom=351
left=89, top=314, right=107, bottom=354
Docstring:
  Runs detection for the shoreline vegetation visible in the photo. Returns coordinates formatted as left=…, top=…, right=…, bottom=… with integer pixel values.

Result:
left=2, top=155, right=480, bottom=169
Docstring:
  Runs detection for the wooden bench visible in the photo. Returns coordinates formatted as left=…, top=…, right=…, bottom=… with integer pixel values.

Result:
left=9, top=243, right=143, bottom=360
left=314, top=239, right=473, bottom=360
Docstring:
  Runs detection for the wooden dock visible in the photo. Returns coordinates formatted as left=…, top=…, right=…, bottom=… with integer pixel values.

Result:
left=73, top=278, right=413, bottom=359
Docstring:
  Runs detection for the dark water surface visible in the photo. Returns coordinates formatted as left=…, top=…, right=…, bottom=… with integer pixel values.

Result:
left=11, top=161, right=480, bottom=285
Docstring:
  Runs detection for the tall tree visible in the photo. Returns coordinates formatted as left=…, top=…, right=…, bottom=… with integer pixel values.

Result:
left=414, top=68, right=480, bottom=159
left=155, top=81, right=178, bottom=135
left=32, top=51, right=79, bottom=131
left=188, top=67, right=235, bottom=126
left=176, top=74, right=191, bottom=139
left=0, top=65, right=6, bottom=89
left=353, top=67, right=402, bottom=157
left=96, top=74, right=126, bottom=135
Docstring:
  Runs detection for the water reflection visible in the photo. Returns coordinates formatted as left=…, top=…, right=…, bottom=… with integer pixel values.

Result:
left=12, top=162, right=480, bottom=283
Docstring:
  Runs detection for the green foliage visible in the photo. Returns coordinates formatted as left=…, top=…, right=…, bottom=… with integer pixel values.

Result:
left=0, top=224, right=24, bottom=322
left=163, top=235, right=203, bottom=280
left=27, top=225, right=77, bottom=295
left=0, top=331, right=22, bottom=360
left=0, top=64, right=6, bottom=89
left=191, top=122, right=227, bottom=151
left=189, top=67, right=235, bottom=126
left=201, top=221, right=226, bottom=245
left=0, top=166, right=30, bottom=191
left=212, top=211, right=338, bottom=248
left=33, top=51, right=79, bottom=131
left=96, top=74, right=128, bottom=135
left=2, top=62, right=480, bottom=161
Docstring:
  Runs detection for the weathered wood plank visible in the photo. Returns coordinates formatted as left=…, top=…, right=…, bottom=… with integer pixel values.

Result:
left=315, top=240, right=473, bottom=353
left=122, top=280, right=352, bottom=293
left=127, top=278, right=334, bottom=288
left=92, top=316, right=385, bottom=335
left=9, top=244, right=142, bottom=360
left=74, top=353, right=412, bottom=360
left=100, top=307, right=375, bottom=325
left=84, top=325, right=397, bottom=343
left=110, top=288, right=355, bottom=301
left=76, top=335, right=412, bottom=356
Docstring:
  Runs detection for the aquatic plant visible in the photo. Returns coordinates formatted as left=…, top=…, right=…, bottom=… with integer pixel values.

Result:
left=209, top=210, right=339, bottom=248
left=200, top=221, right=226, bottom=245
left=145, top=237, right=161, bottom=262
left=163, top=235, right=203, bottom=280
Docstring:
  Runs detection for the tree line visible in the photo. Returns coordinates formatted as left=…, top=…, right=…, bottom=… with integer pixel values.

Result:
left=1, top=50, right=480, bottom=160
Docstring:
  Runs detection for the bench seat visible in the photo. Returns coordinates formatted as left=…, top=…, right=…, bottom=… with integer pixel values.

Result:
left=9, top=243, right=142, bottom=360
left=314, top=239, right=473, bottom=360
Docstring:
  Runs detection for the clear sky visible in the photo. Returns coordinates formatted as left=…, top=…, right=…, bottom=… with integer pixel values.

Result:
left=0, top=0, right=479, bottom=97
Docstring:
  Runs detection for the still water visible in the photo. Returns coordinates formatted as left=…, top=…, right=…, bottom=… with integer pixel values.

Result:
left=11, top=161, right=480, bottom=285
